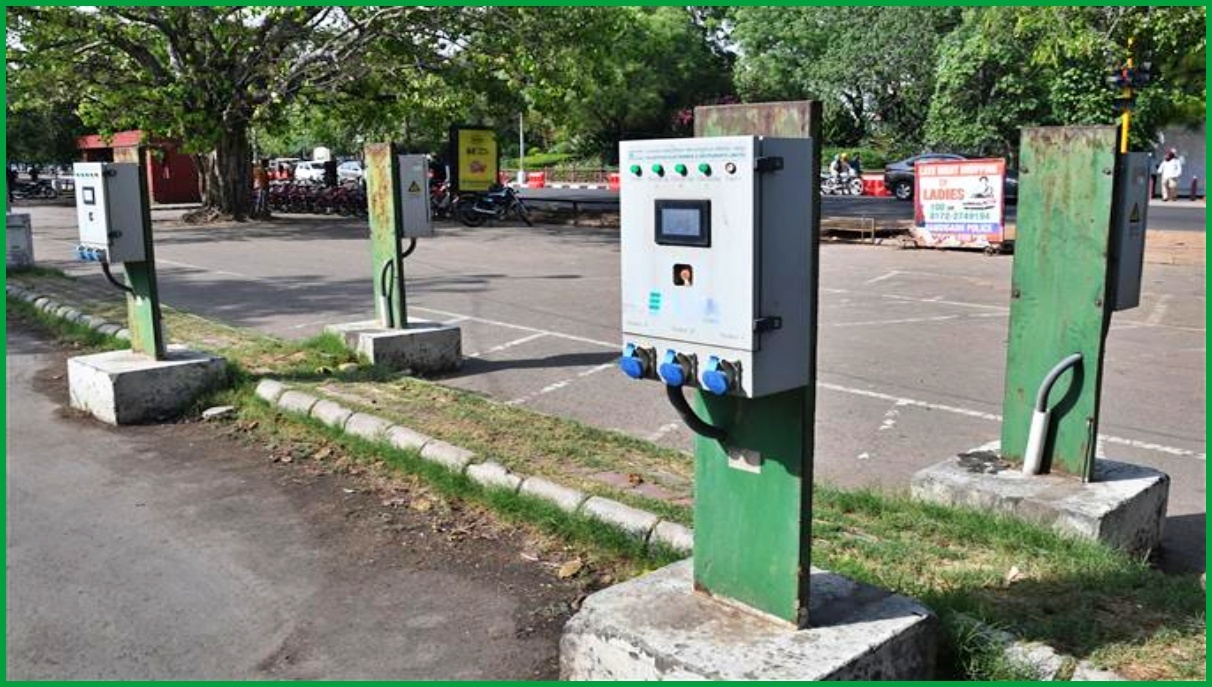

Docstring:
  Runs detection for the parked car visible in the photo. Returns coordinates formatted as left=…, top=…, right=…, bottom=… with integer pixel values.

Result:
left=293, top=160, right=327, bottom=183
left=883, top=153, right=965, bottom=201
left=884, top=153, right=1018, bottom=203
left=337, top=160, right=363, bottom=183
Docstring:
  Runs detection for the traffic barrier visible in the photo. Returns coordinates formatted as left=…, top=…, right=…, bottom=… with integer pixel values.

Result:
left=861, top=175, right=890, bottom=197
left=526, top=171, right=546, bottom=189
left=608, top=172, right=621, bottom=192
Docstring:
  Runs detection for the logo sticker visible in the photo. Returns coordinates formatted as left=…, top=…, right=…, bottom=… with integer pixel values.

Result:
left=647, top=290, right=662, bottom=314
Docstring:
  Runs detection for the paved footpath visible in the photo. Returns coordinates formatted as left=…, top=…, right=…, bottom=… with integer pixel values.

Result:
left=5, top=323, right=579, bottom=680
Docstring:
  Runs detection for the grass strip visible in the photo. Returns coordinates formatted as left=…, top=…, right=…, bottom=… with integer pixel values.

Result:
left=7, top=274, right=1205, bottom=681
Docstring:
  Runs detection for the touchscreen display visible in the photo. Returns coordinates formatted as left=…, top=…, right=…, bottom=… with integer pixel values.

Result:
left=661, top=207, right=701, bottom=237
left=655, top=200, right=711, bottom=247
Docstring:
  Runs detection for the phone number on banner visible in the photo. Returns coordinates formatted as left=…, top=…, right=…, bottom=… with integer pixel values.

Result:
left=925, top=222, right=1000, bottom=234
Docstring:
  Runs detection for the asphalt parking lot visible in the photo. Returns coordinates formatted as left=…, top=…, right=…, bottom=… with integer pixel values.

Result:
left=18, top=203, right=1207, bottom=572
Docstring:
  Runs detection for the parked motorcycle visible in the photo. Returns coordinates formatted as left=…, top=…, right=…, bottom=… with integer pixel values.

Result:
left=11, top=178, right=58, bottom=200
left=455, top=184, right=532, bottom=227
left=821, top=173, right=864, bottom=196
left=429, top=179, right=456, bottom=220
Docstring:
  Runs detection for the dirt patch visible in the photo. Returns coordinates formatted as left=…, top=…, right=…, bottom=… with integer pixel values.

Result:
left=20, top=319, right=600, bottom=680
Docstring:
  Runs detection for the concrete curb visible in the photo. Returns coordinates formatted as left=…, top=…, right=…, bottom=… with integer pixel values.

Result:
left=254, top=377, right=691, bottom=557
left=6, top=286, right=1140, bottom=680
left=952, top=614, right=1129, bottom=681
left=6, top=284, right=129, bottom=341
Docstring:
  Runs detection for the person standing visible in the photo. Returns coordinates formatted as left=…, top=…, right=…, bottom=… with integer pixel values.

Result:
left=1157, top=148, right=1184, bottom=201
left=252, top=158, right=270, bottom=217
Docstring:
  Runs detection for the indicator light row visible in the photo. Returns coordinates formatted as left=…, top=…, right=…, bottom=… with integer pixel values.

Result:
left=629, top=162, right=739, bottom=178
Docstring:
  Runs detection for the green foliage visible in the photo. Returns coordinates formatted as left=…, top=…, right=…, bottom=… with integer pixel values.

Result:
left=543, top=6, right=734, bottom=162
left=926, top=6, right=1206, bottom=156
left=924, top=12, right=1050, bottom=159
left=730, top=7, right=961, bottom=148
left=5, top=103, right=87, bottom=164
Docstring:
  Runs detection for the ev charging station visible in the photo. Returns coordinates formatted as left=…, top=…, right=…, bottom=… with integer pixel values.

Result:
left=562, top=134, right=937, bottom=680
left=618, top=136, right=819, bottom=623
left=327, top=143, right=461, bottom=373
left=912, top=126, right=1169, bottom=556
left=66, top=162, right=225, bottom=425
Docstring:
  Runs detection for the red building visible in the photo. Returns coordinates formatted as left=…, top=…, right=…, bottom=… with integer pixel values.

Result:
left=77, top=130, right=200, bottom=204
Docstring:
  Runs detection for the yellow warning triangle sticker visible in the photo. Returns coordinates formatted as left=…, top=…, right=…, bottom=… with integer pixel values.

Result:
left=1129, top=202, right=1140, bottom=223
left=407, top=180, right=421, bottom=193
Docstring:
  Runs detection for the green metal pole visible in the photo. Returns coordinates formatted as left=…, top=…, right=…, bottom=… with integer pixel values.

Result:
left=999, top=127, right=1118, bottom=480
left=124, top=155, right=165, bottom=359
left=689, top=102, right=822, bottom=628
left=364, top=143, right=407, bottom=329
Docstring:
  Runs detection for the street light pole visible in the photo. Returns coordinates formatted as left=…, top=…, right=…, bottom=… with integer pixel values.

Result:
left=1120, top=37, right=1134, bottom=154
left=517, top=112, right=525, bottom=186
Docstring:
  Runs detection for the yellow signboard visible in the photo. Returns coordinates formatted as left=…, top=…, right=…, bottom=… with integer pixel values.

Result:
left=452, top=127, right=499, bottom=192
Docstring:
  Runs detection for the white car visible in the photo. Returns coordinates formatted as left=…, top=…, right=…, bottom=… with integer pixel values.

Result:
left=293, top=161, right=327, bottom=183
left=337, top=160, right=363, bottom=182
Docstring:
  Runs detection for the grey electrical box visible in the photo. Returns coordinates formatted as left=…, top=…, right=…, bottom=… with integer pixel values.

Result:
left=1108, top=152, right=1149, bottom=311
left=396, top=154, right=433, bottom=238
left=618, top=136, right=815, bottom=398
left=73, top=162, right=146, bottom=263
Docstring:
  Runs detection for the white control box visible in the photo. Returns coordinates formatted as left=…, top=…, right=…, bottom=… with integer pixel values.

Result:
left=73, top=162, right=146, bottom=263
left=397, top=154, right=434, bottom=238
left=619, top=136, right=816, bottom=398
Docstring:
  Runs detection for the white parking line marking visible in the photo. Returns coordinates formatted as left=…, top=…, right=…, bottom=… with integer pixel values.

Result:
left=833, top=312, right=1003, bottom=328
left=465, top=332, right=548, bottom=359
left=507, top=362, right=615, bottom=406
left=411, top=305, right=618, bottom=349
left=881, top=293, right=1008, bottom=311
left=865, top=270, right=901, bottom=285
left=820, top=382, right=1205, bottom=461
left=1146, top=294, right=1173, bottom=326
left=647, top=422, right=683, bottom=442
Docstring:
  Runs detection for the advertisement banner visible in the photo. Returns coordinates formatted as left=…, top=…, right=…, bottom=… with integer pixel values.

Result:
left=913, top=158, right=1006, bottom=248
left=450, top=126, right=499, bottom=193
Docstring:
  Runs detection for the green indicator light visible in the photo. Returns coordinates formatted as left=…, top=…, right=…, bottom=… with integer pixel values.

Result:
left=630, top=164, right=642, bottom=176
left=652, top=163, right=665, bottom=176
left=674, top=163, right=688, bottom=176
left=698, top=163, right=712, bottom=176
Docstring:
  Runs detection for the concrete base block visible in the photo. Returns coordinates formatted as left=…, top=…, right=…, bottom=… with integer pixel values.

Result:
left=326, top=320, right=461, bottom=374
left=68, top=347, right=226, bottom=425
left=560, top=559, right=937, bottom=680
left=911, top=452, right=1169, bottom=556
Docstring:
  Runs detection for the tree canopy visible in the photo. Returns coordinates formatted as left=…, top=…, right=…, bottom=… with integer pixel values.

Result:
left=6, top=5, right=1205, bottom=217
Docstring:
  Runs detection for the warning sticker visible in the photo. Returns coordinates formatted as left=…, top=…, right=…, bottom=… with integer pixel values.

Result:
left=407, top=180, right=422, bottom=194
left=1129, top=203, right=1140, bottom=223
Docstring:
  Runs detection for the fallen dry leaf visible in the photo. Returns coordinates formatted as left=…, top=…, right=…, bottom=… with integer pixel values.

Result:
left=411, top=498, right=434, bottom=513
left=1003, top=565, right=1024, bottom=586
left=627, top=473, right=644, bottom=486
left=557, top=558, right=584, bottom=579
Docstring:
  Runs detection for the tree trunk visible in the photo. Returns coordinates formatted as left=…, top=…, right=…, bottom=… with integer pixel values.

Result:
left=198, top=125, right=253, bottom=220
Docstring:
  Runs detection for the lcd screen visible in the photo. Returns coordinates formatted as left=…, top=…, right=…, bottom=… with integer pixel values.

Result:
left=82, top=186, right=96, bottom=206
left=662, top=208, right=700, bottom=237
left=655, top=200, right=711, bottom=247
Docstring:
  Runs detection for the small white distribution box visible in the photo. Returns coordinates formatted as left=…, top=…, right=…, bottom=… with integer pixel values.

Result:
left=6, top=212, right=34, bottom=269
left=73, top=162, right=146, bottom=263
